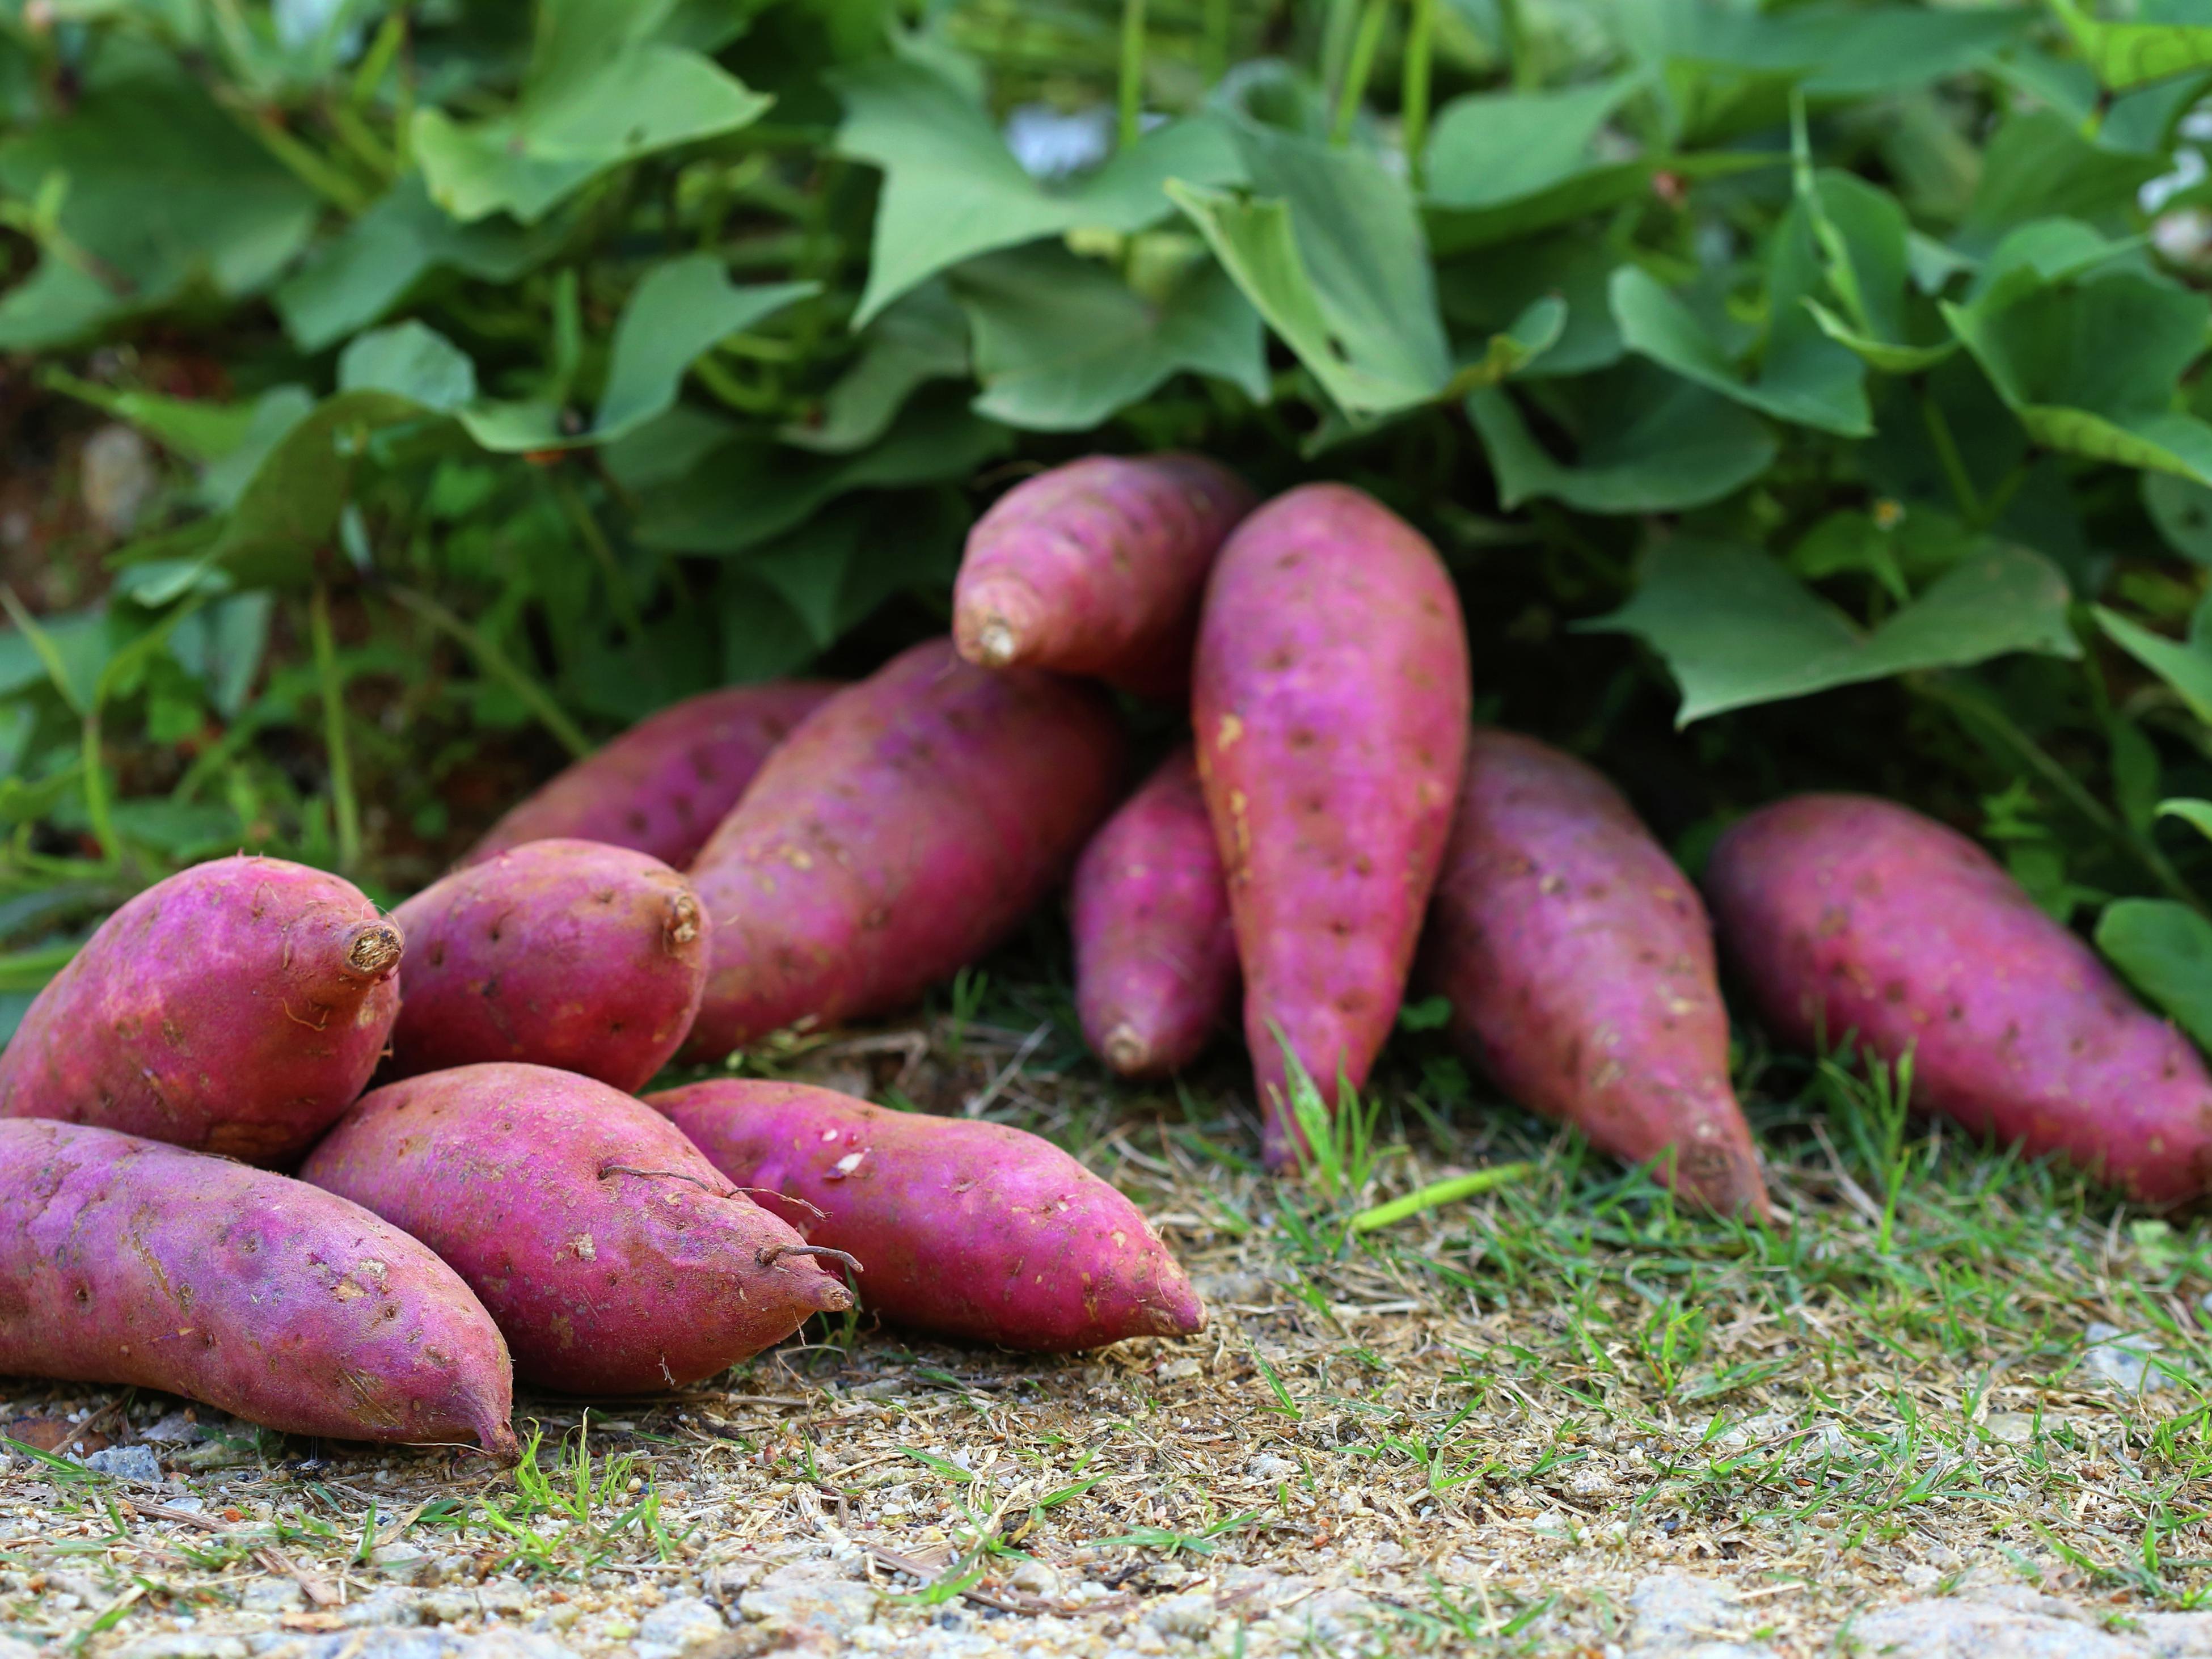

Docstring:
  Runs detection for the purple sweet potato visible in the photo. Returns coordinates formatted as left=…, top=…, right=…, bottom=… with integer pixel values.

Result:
left=0, top=1118, right=516, bottom=1454
left=1192, top=484, right=1471, bottom=1166
left=682, top=638, right=1126, bottom=1059
left=467, top=681, right=839, bottom=869
left=387, top=839, right=710, bottom=1091
left=648, top=1079, right=1205, bottom=1351
left=1417, top=730, right=1767, bottom=1216
left=1071, top=745, right=1238, bottom=1078
left=299, top=1063, right=851, bottom=1394
left=953, top=454, right=1256, bottom=698
left=1704, top=793, right=2212, bottom=1204
left=0, top=855, right=402, bottom=1165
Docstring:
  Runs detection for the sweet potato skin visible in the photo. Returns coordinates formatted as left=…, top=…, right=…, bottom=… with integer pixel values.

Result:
left=648, top=1079, right=1205, bottom=1351
left=0, top=855, right=402, bottom=1165
left=1418, top=730, right=1767, bottom=1215
left=1705, top=793, right=2212, bottom=1204
left=954, top=454, right=1255, bottom=698
left=466, top=681, right=838, bottom=869
left=1192, top=484, right=1471, bottom=1165
left=0, top=1119, right=516, bottom=1454
left=387, top=839, right=710, bottom=1092
left=682, top=639, right=1126, bottom=1059
left=1071, top=745, right=1238, bottom=1078
left=299, top=1063, right=851, bottom=1394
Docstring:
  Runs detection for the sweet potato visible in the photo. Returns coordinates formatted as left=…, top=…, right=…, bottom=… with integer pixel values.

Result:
left=1417, top=730, right=1767, bottom=1215
left=0, top=855, right=402, bottom=1165
left=647, top=1079, right=1205, bottom=1350
left=682, top=638, right=1125, bottom=1059
left=1704, top=793, right=2212, bottom=1204
left=299, top=1063, right=851, bottom=1393
left=386, top=839, right=710, bottom=1091
left=1192, top=484, right=1471, bottom=1166
left=953, top=454, right=1255, bottom=698
left=467, top=681, right=838, bottom=869
left=1071, top=745, right=1238, bottom=1078
left=0, top=1119, right=516, bottom=1454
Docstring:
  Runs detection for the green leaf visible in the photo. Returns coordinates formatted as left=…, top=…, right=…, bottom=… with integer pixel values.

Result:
left=339, top=321, right=479, bottom=413
left=275, top=173, right=576, bottom=352
left=1793, top=170, right=1957, bottom=373
left=460, top=256, right=816, bottom=451
left=2050, top=0, right=2212, bottom=91
left=0, top=72, right=319, bottom=348
left=951, top=243, right=1264, bottom=432
left=1956, top=111, right=2166, bottom=254
left=1468, top=363, right=1777, bottom=513
left=2096, top=605, right=2212, bottom=723
left=2096, top=898, right=2212, bottom=1051
left=2158, top=797, right=2212, bottom=843
left=40, top=370, right=260, bottom=465
left=783, top=282, right=969, bottom=454
left=1425, top=150, right=1776, bottom=254
left=1943, top=263, right=2212, bottom=485
left=835, top=58, right=1244, bottom=327
left=1586, top=538, right=2079, bottom=724
left=412, top=0, right=771, bottom=225
left=2146, top=472, right=2212, bottom=564
left=1437, top=234, right=1624, bottom=379
left=1611, top=253, right=1869, bottom=436
left=208, top=390, right=426, bottom=588
left=1423, top=76, right=1642, bottom=210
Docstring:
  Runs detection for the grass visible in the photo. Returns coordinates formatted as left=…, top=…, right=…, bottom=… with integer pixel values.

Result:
left=3, top=989, right=2211, bottom=1654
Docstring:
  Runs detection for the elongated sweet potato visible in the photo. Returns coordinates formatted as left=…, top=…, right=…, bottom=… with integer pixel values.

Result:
left=954, top=454, right=1255, bottom=698
left=0, top=1119, right=516, bottom=1454
left=1417, top=730, right=1767, bottom=1215
left=1705, top=793, right=2212, bottom=1204
left=0, top=855, right=402, bottom=1164
left=387, top=839, right=710, bottom=1091
left=467, top=681, right=838, bottom=869
left=1193, top=484, right=1471, bottom=1166
left=1071, top=745, right=1238, bottom=1078
left=683, top=638, right=1125, bottom=1059
left=648, top=1079, right=1205, bottom=1350
left=300, top=1063, right=851, bottom=1393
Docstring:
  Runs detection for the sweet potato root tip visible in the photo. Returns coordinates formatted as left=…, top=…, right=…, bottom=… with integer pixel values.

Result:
left=346, top=922, right=404, bottom=978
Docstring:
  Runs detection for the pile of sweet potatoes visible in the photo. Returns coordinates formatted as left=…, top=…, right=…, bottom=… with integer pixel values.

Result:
left=6, top=446, right=2207, bottom=1455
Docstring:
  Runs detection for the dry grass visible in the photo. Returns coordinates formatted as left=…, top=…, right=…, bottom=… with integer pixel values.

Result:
left=5, top=988, right=2212, bottom=1656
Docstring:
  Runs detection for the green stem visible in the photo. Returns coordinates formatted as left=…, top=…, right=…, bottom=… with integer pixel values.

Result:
left=309, top=582, right=362, bottom=874
left=1914, top=675, right=2203, bottom=914
left=1332, top=0, right=1391, bottom=144
left=1918, top=390, right=1982, bottom=523
left=1118, top=0, right=1149, bottom=151
left=550, top=475, right=646, bottom=646
left=1498, top=0, right=1535, bottom=90
left=1205, top=0, right=1231, bottom=82
left=78, top=710, right=119, bottom=871
left=386, top=586, right=593, bottom=761
left=1352, top=1163, right=1535, bottom=1232
left=1403, top=0, right=1438, bottom=189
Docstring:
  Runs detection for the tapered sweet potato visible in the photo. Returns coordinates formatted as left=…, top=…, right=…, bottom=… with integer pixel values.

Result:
left=1417, top=730, right=1767, bottom=1215
left=300, top=1064, right=851, bottom=1394
left=682, top=639, right=1125, bottom=1059
left=1705, top=793, right=2212, bottom=1204
left=954, top=454, right=1255, bottom=698
left=467, top=682, right=838, bottom=869
left=1072, top=745, right=1238, bottom=1078
left=648, top=1079, right=1205, bottom=1351
left=0, top=1119, right=516, bottom=1454
left=1193, top=484, right=1471, bottom=1166
left=0, top=855, right=402, bottom=1164
left=387, top=839, right=710, bottom=1091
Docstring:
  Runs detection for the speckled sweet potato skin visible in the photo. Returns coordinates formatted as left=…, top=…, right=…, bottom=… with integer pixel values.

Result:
left=682, top=639, right=1126, bottom=1059
left=1192, top=484, right=1471, bottom=1166
left=0, top=1119, right=516, bottom=1454
left=1418, top=731, right=1767, bottom=1215
left=466, top=682, right=839, bottom=869
left=1705, top=793, right=2212, bottom=1204
left=1071, top=746, right=1238, bottom=1079
left=387, top=840, right=710, bottom=1092
left=299, top=1063, right=851, bottom=1393
left=647, top=1079, right=1205, bottom=1352
left=0, top=855, right=402, bottom=1165
left=954, top=454, right=1256, bottom=698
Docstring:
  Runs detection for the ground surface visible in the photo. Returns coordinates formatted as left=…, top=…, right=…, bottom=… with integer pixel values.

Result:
left=5, top=1009, right=2212, bottom=1657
